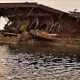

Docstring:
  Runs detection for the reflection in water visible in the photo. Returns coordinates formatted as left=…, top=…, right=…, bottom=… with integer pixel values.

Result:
left=0, top=44, right=80, bottom=80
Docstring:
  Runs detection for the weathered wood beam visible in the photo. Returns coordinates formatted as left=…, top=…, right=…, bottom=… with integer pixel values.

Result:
left=0, top=3, right=38, bottom=8
left=7, top=13, right=51, bottom=18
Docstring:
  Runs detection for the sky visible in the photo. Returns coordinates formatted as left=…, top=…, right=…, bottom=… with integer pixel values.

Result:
left=0, top=0, right=80, bottom=12
left=0, top=0, right=80, bottom=29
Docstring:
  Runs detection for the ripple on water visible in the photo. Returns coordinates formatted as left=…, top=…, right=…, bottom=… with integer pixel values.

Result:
left=0, top=45, right=80, bottom=80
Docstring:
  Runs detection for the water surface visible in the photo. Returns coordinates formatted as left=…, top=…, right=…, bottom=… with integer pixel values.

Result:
left=0, top=44, right=80, bottom=80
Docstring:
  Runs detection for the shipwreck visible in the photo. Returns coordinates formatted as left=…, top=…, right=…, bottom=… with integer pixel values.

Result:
left=0, top=2, right=80, bottom=46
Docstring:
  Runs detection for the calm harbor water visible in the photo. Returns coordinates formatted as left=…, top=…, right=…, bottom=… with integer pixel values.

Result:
left=0, top=43, right=80, bottom=80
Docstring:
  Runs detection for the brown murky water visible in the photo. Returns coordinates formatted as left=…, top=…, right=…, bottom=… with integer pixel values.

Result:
left=0, top=43, right=80, bottom=80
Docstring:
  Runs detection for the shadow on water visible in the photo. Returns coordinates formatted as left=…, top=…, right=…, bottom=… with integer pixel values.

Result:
left=6, top=41, right=80, bottom=61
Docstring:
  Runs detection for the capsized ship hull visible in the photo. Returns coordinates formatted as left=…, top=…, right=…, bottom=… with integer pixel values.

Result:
left=0, top=2, right=80, bottom=50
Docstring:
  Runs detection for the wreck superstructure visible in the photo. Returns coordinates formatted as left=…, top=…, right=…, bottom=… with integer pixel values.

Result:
left=0, top=2, right=80, bottom=39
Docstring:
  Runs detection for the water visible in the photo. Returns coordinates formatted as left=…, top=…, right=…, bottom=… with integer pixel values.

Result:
left=0, top=44, right=80, bottom=80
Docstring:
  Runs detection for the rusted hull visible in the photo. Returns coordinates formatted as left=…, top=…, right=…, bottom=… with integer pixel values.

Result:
left=0, top=36, right=19, bottom=45
left=30, top=30, right=55, bottom=41
left=0, top=2, right=80, bottom=50
left=0, top=2, right=79, bottom=39
left=0, top=35, right=80, bottom=48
